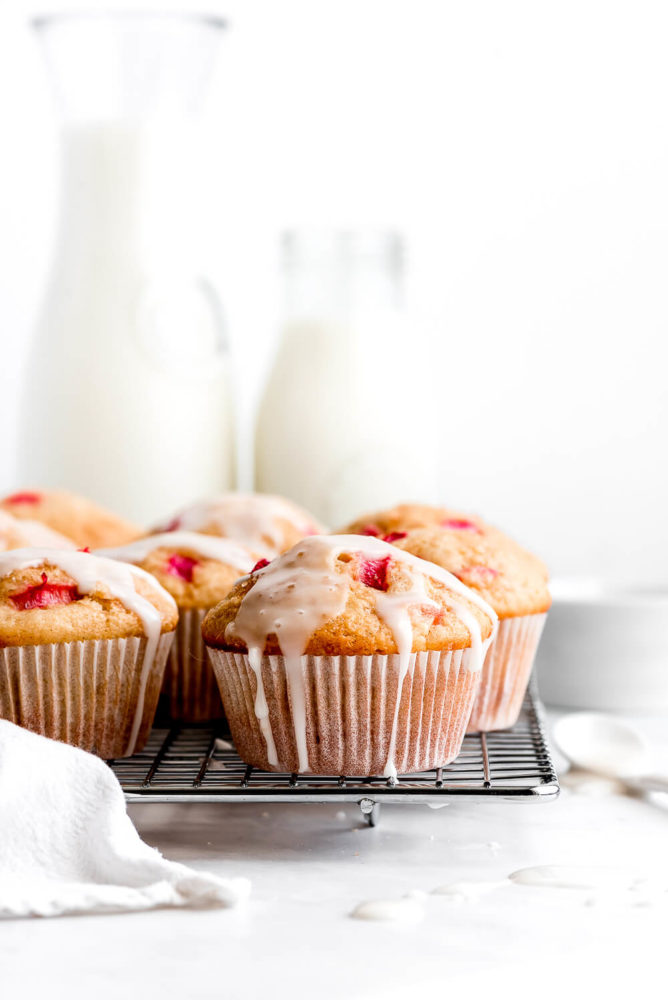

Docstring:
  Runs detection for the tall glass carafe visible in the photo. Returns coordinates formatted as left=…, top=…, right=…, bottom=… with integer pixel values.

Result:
left=255, top=230, right=438, bottom=524
left=22, top=13, right=234, bottom=523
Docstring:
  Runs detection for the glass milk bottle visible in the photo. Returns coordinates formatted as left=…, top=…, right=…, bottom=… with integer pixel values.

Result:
left=255, top=230, right=437, bottom=525
left=22, top=13, right=234, bottom=524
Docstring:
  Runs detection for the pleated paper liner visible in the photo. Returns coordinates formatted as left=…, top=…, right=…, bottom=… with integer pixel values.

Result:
left=467, top=613, right=547, bottom=732
left=209, top=648, right=480, bottom=775
left=162, top=607, right=225, bottom=722
left=0, top=633, right=174, bottom=758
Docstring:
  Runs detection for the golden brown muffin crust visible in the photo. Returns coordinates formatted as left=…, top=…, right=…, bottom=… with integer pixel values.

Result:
left=341, top=502, right=488, bottom=536
left=340, top=504, right=550, bottom=619
left=393, top=528, right=550, bottom=618
left=202, top=541, right=494, bottom=657
left=0, top=489, right=141, bottom=549
left=135, top=548, right=245, bottom=610
left=96, top=532, right=256, bottom=611
left=0, top=562, right=177, bottom=647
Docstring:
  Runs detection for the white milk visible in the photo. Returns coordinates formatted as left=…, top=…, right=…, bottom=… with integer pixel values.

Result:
left=20, top=123, right=235, bottom=523
left=254, top=232, right=437, bottom=525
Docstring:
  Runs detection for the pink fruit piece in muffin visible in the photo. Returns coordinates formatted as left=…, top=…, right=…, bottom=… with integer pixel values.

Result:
left=357, top=555, right=391, bottom=592
left=166, top=553, right=199, bottom=583
left=441, top=518, right=480, bottom=532
left=6, top=492, right=41, bottom=505
left=10, top=572, right=78, bottom=610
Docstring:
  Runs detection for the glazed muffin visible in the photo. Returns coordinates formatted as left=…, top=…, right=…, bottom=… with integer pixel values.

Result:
left=0, top=548, right=177, bottom=757
left=154, top=493, right=323, bottom=559
left=0, top=509, right=75, bottom=551
left=0, top=489, right=140, bottom=549
left=98, top=532, right=256, bottom=721
left=202, top=534, right=497, bottom=776
left=341, top=503, right=550, bottom=731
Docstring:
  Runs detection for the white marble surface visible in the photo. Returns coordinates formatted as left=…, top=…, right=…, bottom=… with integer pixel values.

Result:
left=3, top=715, right=667, bottom=999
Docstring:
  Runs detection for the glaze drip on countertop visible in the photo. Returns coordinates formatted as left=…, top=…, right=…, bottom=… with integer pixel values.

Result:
left=432, top=879, right=507, bottom=900
left=0, top=548, right=176, bottom=752
left=227, top=535, right=498, bottom=775
left=508, top=865, right=644, bottom=890
left=161, top=494, right=323, bottom=558
left=97, top=531, right=255, bottom=573
left=350, top=897, right=424, bottom=923
left=432, top=865, right=653, bottom=899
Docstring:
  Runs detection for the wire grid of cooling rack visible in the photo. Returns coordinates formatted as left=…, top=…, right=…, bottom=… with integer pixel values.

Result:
left=110, top=681, right=558, bottom=824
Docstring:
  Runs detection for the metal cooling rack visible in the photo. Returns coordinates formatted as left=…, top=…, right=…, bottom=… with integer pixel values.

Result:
left=110, top=681, right=558, bottom=825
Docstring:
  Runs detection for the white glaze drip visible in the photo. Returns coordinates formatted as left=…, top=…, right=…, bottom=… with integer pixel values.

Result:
left=350, top=897, right=424, bottom=923
left=432, top=880, right=507, bottom=901
left=508, top=865, right=642, bottom=890
left=229, top=539, right=349, bottom=771
left=228, top=535, right=497, bottom=775
left=373, top=574, right=441, bottom=778
left=159, top=493, right=323, bottom=558
left=97, top=531, right=255, bottom=574
left=247, top=646, right=279, bottom=767
left=431, top=866, right=653, bottom=902
left=0, top=511, right=75, bottom=551
left=0, top=548, right=176, bottom=752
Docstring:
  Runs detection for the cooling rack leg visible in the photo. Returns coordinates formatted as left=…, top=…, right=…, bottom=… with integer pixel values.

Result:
left=359, top=798, right=380, bottom=827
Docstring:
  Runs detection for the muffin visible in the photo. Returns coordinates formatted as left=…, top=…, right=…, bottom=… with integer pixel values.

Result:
left=0, top=489, right=140, bottom=548
left=202, top=534, right=497, bottom=777
left=0, top=509, right=75, bottom=550
left=154, top=493, right=323, bottom=559
left=0, top=548, right=177, bottom=756
left=341, top=503, right=550, bottom=731
left=97, top=532, right=256, bottom=722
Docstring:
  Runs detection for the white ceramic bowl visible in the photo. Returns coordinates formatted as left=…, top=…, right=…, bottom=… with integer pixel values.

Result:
left=535, top=579, right=668, bottom=713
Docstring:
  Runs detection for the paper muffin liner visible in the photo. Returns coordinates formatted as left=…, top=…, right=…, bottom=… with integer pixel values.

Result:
left=163, top=607, right=224, bottom=722
left=0, top=633, right=174, bottom=758
left=208, top=648, right=481, bottom=775
left=467, top=613, right=547, bottom=733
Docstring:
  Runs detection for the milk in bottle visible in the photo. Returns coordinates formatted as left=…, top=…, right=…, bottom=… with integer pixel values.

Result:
left=22, top=14, right=234, bottom=523
left=255, top=230, right=437, bottom=524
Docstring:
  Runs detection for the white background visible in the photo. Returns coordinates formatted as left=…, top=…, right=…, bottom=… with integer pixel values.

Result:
left=1, top=0, right=666, bottom=581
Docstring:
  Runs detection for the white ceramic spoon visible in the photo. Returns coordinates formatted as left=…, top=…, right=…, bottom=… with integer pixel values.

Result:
left=553, top=712, right=668, bottom=795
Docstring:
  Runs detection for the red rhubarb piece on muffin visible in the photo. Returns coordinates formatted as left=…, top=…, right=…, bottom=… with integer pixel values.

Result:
left=166, top=553, right=199, bottom=583
left=357, top=554, right=391, bottom=591
left=5, top=491, right=41, bottom=505
left=10, top=572, right=77, bottom=610
left=441, top=518, right=480, bottom=532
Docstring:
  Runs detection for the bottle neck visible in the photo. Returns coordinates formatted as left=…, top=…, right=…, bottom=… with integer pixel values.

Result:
left=284, top=255, right=404, bottom=324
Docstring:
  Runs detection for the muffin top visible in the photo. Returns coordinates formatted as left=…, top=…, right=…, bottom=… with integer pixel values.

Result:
left=97, top=531, right=257, bottom=610
left=202, top=534, right=497, bottom=664
left=340, top=503, right=550, bottom=619
left=154, top=493, right=324, bottom=559
left=0, top=509, right=75, bottom=551
left=341, top=502, right=489, bottom=537
left=0, top=548, right=177, bottom=648
left=0, top=489, right=140, bottom=549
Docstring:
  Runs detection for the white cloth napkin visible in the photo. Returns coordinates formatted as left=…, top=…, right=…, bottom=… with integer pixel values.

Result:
left=0, top=720, right=250, bottom=918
